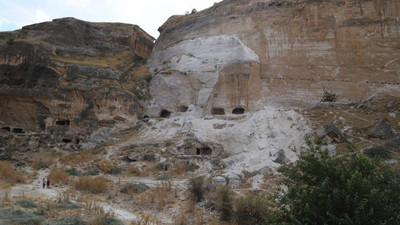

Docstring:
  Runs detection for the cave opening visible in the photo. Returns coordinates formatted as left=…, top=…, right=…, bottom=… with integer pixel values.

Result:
left=12, top=128, right=24, bottom=134
left=56, top=120, right=70, bottom=126
left=196, top=147, right=212, bottom=156
left=1, top=127, right=10, bottom=132
left=62, top=138, right=72, bottom=143
left=211, top=107, right=225, bottom=115
left=160, top=109, right=171, bottom=118
left=178, top=106, right=189, bottom=112
left=232, top=107, right=245, bottom=114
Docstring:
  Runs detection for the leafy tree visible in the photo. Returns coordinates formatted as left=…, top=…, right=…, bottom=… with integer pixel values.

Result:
left=321, top=90, right=337, bottom=107
left=273, top=139, right=400, bottom=225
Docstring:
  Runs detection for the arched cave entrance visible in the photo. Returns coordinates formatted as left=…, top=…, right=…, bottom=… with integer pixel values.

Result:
left=196, top=147, right=212, bottom=156
left=160, top=109, right=171, bottom=118
left=211, top=108, right=225, bottom=115
left=232, top=107, right=245, bottom=114
left=62, top=138, right=72, bottom=143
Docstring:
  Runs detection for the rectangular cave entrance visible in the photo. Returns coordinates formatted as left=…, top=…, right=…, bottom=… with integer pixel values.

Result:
left=211, top=108, right=225, bottom=115
left=196, top=147, right=212, bottom=156
left=56, top=120, right=70, bottom=126
left=12, top=128, right=24, bottom=134
left=1, top=127, right=10, bottom=132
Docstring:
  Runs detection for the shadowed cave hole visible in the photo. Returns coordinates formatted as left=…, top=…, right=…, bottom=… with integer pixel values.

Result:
left=196, top=147, right=212, bottom=156
left=62, top=138, right=72, bottom=143
left=12, top=128, right=24, bottom=134
left=160, top=109, right=171, bottom=118
left=1, top=127, right=10, bottom=132
left=232, top=107, right=245, bottom=114
left=56, top=120, right=70, bottom=126
left=178, top=106, right=189, bottom=112
left=211, top=108, right=225, bottom=115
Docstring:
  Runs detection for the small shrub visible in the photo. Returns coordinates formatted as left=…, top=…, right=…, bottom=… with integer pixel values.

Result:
left=6, top=38, right=14, bottom=45
left=215, top=187, right=234, bottom=222
left=189, top=176, right=205, bottom=202
left=37, top=162, right=50, bottom=169
left=65, top=168, right=83, bottom=176
left=143, top=154, right=156, bottom=161
left=129, top=144, right=138, bottom=149
left=235, top=194, right=270, bottom=225
left=0, top=208, right=44, bottom=225
left=321, top=90, right=337, bottom=107
left=75, top=176, right=108, bottom=194
left=49, top=166, right=69, bottom=184
left=47, top=217, right=86, bottom=225
left=364, top=146, right=392, bottom=160
left=144, top=74, right=153, bottom=83
left=16, top=200, right=38, bottom=209
left=56, top=202, right=80, bottom=210
left=96, top=160, right=117, bottom=174
left=165, top=140, right=173, bottom=147
left=84, top=168, right=100, bottom=176
left=108, top=167, right=123, bottom=175
left=0, top=161, right=24, bottom=184
left=156, top=175, right=171, bottom=181
left=120, top=183, right=149, bottom=194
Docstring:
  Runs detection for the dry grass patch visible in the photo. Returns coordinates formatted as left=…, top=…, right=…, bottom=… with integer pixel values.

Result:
left=75, top=176, right=108, bottom=194
left=60, top=152, right=95, bottom=166
left=96, top=160, right=118, bottom=174
left=0, top=161, right=24, bottom=184
left=49, top=166, right=70, bottom=184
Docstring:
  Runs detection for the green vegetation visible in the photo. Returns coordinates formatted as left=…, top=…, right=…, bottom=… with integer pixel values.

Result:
left=215, top=187, right=234, bottom=222
left=363, top=146, right=392, bottom=160
left=236, top=194, right=270, bottom=225
left=15, top=200, right=38, bottom=209
left=273, top=139, right=400, bottom=225
left=6, top=38, right=14, bottom=45
left=321, top=90, right=338, bottom=107
left=189, top=176, right=205, bottom=202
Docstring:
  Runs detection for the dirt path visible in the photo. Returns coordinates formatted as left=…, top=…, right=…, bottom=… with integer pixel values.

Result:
left=5, top=170, right=143, bottom=225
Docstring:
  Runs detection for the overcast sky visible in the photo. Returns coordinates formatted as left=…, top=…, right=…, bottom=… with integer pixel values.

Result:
left=0, top=0, right=222, bottom=38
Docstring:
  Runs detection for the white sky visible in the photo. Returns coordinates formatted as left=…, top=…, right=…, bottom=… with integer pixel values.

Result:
left=0, top=0, right=222, bottom=38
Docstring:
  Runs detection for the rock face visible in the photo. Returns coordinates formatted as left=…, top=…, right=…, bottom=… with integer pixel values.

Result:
left=147, top=35, right=261, bottom=117
left=0, top=18, right=154, bottom=143
left=148, top=0, right=399, bottom=114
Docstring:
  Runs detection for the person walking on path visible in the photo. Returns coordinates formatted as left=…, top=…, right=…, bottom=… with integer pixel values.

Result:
left=42, top=178, right=46, bottom=189
left=46, top=178, right=50, bottom=189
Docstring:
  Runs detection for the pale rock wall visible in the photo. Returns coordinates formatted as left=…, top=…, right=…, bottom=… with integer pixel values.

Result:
left=147, top=35, right=261, bottom=117
left=152, top=0, right=400, bottom=108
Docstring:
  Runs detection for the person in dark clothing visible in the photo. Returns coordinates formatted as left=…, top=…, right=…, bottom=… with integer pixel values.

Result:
left=46, top=178, right=50, bottom=188
left=42, top=178, right=46, bottom=189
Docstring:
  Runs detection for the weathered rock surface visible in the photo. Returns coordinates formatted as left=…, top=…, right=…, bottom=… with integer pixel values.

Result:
left=148, top=0, right=400, bottom=114
left=386, top=136, right=400, bottom=149
left=0, top=18, right=154, bottom=144
left=316, top=123, right=347, bottom=143
left=369, top=118, right=393, bottom=139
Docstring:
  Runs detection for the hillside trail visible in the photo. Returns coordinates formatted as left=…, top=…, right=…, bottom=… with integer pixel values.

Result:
left=4, top=170, right=141, bottom=224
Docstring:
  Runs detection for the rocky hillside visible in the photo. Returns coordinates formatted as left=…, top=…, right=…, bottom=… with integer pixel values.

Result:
left=147, top=0, right=399, bottom=117
left=0, top=18, right=154, bottom=146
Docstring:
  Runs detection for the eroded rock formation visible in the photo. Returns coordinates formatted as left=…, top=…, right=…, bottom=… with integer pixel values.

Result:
left=148, top=0, right=399, bottom=115
left=0, top=18, right=154, bottom=143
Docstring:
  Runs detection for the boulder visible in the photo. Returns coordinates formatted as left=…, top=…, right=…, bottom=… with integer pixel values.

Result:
left=386, top=136, right=400, bottom=149
left=317, top=123, right=346, bottom=143
left=212, top=176, right=228, bottom=187
left=386, top=100, right=395, bottom=108
left=273, top=149, right=287, bottom=164
left=369, top=119, right=393, bottom=139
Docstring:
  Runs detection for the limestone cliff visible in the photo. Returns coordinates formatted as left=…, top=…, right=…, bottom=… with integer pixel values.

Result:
left=0, top=18, right=154, bottom=143
left=148, top=0, right=399, bottom=116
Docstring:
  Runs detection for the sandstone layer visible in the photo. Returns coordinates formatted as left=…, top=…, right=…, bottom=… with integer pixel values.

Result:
left=148, top=0, right=400, bottom=115
left=0, top=18, right=154, bottom=143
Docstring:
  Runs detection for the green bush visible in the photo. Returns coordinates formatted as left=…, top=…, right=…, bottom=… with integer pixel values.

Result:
left=275, top=141, right=400, bottom=225
left=6, top=38, right=14, bottom=45
left=215, top=187, right=234, bottom=222
left=120, top=183, right=149, bottom=194
left=189, top=176, right=205, bottom=202
left=321, top=90, right=337, bottom=107
left=144, top=74, right=153, bottom=83
left=65, top=168, right=83, bottom=176
left=47, top=217, right=86, bottom=225
left=363, top=146, right=392, bottom=160
left=84, top=168, right=100, bottom=176
left=0, top=208, right=44, bottom=225
left=56, top=202, right=80, bottom=210
left=37, top=162, right=49, bottom=169
left=108, top=167, right=123, bottom=175
left=15, top=200, right=38, bottom=209
left=235, top=194, right=270, bottom=225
